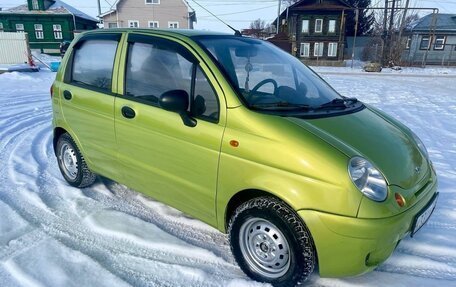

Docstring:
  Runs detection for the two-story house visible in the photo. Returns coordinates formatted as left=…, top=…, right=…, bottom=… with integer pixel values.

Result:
left=0, top=0, right=98, bottom=54
left=403, top=13, right=456, bottom=66
left=273, top=0, right=351, bottom=64
left=100, top=0, right=196, bottom=30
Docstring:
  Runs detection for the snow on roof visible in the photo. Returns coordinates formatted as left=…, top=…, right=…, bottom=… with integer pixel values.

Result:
left=50, top=0, right=98, bottom=22
left=0, top=0, right=98, bottom=23
left=407, top=13, right=456, bottom=32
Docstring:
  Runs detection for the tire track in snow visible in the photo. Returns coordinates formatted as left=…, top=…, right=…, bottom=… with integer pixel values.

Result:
left=0, top=229, right=47, bottom=262
left=98, top=178, right=235, bottom=263
left=0, top=188, right=248, bottom=286
left=0, top=74, right=255, bottom=286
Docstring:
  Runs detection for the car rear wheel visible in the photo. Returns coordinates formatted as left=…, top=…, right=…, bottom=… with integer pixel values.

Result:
left=56, top=133, right=96, bottom=188
left=228, top=196, right=315, bottom=287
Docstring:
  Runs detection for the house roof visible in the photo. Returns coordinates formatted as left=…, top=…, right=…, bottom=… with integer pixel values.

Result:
left=99, top=0, right=196, bottom=18
left=407, top=13, right=456, bottom=32
left=274, top=0, right=351, bottom=26
left=288, top=0, right=351, bottom=11
left=0, top=0, right=98, bottom=22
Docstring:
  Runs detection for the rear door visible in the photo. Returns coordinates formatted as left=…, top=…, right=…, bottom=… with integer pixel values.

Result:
left=59, top=33, right=123, bottom=180
left=114, top=33, right=227, bottom=225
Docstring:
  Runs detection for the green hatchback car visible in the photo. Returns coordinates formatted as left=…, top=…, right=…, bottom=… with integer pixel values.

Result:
left=51, top=29, right=438, bottom=287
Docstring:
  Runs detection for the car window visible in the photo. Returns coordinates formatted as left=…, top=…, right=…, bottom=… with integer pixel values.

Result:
left=198, top=37, right=342, bottom=108
left=192, top=66, right=219, bottom=121
left=229, top=48, right=296, bottom=94
left=125, top=37, right=220, bottom=123
left=125, top=41, right=192, bottom=106
left=72, top=40, right=118, bottom=91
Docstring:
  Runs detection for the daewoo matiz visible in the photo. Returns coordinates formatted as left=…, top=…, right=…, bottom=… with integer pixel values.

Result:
left=51, top=29, right=438, bottom=287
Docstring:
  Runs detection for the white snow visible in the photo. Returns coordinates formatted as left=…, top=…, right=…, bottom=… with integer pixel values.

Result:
left=0, top=68, right=455, bottom=286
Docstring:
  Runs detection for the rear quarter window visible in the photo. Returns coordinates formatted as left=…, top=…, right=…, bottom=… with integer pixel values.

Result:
left=71, top=40, right=118, bottom=91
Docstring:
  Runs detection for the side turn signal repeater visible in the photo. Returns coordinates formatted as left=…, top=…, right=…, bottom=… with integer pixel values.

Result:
left=230, top=140, right=239, bottom=148
left=395, top=193, right=406, bottom=207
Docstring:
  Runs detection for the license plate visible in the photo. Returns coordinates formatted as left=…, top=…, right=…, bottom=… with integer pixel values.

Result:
left=411, top=193, right=439, bottom=237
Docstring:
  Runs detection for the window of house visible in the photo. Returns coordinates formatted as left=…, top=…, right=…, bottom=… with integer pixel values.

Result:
left=328, top=42, right=338, bottom=57
left=328, top=20, right=336, bottom=33
left=34, top=24, right=44, bottom=39
left=0, top=23, right=3, bottom=32
left=72, top=40, right=119, bottom=91
left=145, top=0, right=160, bottom=4
left=125, top=38, right=219, bottom=121
left=420, top=36, right=431, bottom=50
left=128, top=20, right=139, bottom=28
left=301, top=20, right=309, bottom=33
left=32, top=0, right=39, bottom=10
left=405, top=37, right=411, bottom=49
left=16, top=24, right=24, bottom=32
left=315, top=19, right=323, bottom=33
left=168, top=22, right=179, bottom=29
left=148, top=21, right=159, bottom=28
left=53, top=24, right=62, bottom=39
left=300, top=43, right=310, bottom=57
left=314, top=42, right=324, bottom=57
left=108, top=23, right=118, bottom=28
left=434, top=36, right=446, bottom=50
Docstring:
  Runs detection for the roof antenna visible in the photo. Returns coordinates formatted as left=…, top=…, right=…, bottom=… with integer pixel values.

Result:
left=189, top=0, right=242, bottom=36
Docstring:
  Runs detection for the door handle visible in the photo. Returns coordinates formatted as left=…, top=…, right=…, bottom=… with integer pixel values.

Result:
left=121, top=106, right=136, bottom=119
left=63, top=90, right=72, bottom=100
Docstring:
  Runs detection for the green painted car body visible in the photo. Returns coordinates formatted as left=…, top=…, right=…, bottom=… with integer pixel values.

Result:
left=51, top=29, right=438, bottom=278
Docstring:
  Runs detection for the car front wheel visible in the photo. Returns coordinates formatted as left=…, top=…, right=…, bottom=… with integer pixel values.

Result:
left=228, top=196, right=316, bottom=287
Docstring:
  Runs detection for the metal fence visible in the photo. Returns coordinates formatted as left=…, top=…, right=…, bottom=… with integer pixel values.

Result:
left=0, top=32, right=31, bottom=65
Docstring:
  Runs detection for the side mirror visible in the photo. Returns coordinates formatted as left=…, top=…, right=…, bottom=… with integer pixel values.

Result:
left=159, top=90, right=196, bottom=127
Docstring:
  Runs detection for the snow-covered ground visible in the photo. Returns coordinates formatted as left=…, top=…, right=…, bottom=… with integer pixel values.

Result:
left=0, top=69, right=455, bottom=287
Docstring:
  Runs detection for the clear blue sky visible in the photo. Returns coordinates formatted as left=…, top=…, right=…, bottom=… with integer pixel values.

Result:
left=2, top=0, right=456, bottom=33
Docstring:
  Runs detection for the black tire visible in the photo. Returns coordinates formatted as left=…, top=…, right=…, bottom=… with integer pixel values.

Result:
left=56, top=133, right=96, bottom=188
left=228, top=196, right=316, bottom=287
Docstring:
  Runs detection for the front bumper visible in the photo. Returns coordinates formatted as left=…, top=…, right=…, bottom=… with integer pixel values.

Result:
left=298, top=174, right=438, bottom=277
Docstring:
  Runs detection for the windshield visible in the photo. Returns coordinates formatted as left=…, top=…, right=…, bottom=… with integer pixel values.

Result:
left=196, top=36, right=343, bottom=110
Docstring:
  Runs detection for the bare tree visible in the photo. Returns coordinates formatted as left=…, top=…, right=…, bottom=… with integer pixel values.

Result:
left=245, top=18, right=267, bottom=38
left=250, top=18, right=266, bottom=30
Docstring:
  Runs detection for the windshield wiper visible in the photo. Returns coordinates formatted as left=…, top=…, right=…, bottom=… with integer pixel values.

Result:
left=315, top=98, right=358, bottom=110
left=250, top=102, right=312, bottom=110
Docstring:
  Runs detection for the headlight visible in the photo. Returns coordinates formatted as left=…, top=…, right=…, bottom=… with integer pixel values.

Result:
left=348, top=157, right=388, bottom=202
left=411, top=131, right=429, bottom=159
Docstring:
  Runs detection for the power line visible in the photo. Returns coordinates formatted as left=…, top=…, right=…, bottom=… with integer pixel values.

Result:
left=197, top=4, right=277, bottom=18
left=188, top=0, right=241, bottom=35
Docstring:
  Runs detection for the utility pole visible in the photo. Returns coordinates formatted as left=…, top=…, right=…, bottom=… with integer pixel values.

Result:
left=388, top=0, right=396, bottom=35
left=381, top=0, right=389, bottom=65
left=276, top=0, right=282, bottom=34
left=387, top=0, right=397, bottom=62
left=396, top=0, right=410, bottom=54
left=351, top=9, right=359, bottom=68
left=97, top=0, right=102, bottom=19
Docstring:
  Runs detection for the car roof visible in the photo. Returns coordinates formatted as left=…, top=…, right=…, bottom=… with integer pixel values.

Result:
left=81, top=28, right=233, bottom=38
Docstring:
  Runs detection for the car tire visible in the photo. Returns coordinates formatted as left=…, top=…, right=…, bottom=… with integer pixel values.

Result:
left=228, top=196, right=316, bottom=287
left=56, top=133, right=96, bottom=188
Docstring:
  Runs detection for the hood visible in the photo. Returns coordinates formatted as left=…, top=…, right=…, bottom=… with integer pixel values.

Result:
left=286, top=107, right=429, bottom=190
